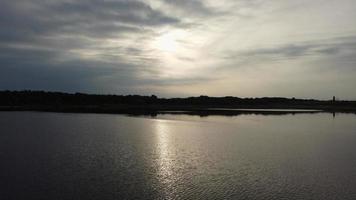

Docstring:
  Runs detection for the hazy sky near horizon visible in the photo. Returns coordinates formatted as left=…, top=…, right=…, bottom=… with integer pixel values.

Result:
left=1, top=0, right=356, bottom=99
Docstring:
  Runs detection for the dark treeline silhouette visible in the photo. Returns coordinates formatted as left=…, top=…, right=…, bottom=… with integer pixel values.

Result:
left=0, top=90, right=355, bottom=114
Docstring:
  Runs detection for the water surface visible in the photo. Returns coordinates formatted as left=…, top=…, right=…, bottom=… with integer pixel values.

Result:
left=1, top=112, right=356, bottom=199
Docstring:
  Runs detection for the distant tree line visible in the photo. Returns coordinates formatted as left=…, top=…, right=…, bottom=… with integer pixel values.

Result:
left=1, top=90, right=355, bottom=108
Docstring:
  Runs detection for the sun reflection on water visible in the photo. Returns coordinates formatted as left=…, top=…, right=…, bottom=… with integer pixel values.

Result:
left=154, top=119, right=177, bottom=198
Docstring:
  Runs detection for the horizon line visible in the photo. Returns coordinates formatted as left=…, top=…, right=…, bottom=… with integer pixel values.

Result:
left=1, top=90, right=353, bottom=102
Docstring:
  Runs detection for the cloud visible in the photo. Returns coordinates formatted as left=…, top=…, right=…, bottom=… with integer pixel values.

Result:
left=0, top=0, right=189, bottom=93
left=224, top=36, right=356, bottom=61
left=49, top=0, right=180, bottom=27
left=1, top=0, right=356, bottom=98
left=0, top=0, right=181, bottom=42
left=161, top=0, right=218, bottom=16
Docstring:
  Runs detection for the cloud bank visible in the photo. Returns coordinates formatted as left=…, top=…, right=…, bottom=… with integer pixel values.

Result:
left=1, top=0, right=356, bottom=99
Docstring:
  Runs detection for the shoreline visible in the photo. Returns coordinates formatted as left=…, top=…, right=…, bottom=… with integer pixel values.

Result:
left=1, top=105, right=355, bottom=116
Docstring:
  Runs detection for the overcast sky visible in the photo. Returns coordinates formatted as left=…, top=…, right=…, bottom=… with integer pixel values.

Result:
left=1, top=0, right=356, bottom=99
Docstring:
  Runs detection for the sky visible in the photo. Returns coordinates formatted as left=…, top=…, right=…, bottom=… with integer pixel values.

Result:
left=1, top=0, right=356, bottom=99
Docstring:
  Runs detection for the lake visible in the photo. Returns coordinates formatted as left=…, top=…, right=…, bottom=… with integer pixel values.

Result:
left=1, top=111, right=356, bottom=199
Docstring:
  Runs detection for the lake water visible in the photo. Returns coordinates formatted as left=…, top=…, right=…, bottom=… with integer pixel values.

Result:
left=1, top=112, right=356, bottom=199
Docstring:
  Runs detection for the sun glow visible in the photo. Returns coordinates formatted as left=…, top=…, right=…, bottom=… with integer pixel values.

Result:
left=155, top=34, right=177, bottom=52
left=148, top=29, right=211, bottom=79
left=152, top=30, right=187, bottom=53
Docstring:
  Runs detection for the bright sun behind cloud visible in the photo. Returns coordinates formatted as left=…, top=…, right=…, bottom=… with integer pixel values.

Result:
left=152, top=30, right=187, bottom=53
left=149, top=30, right=198, bottom=77
left=154, top=33, right=178, bottom=53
